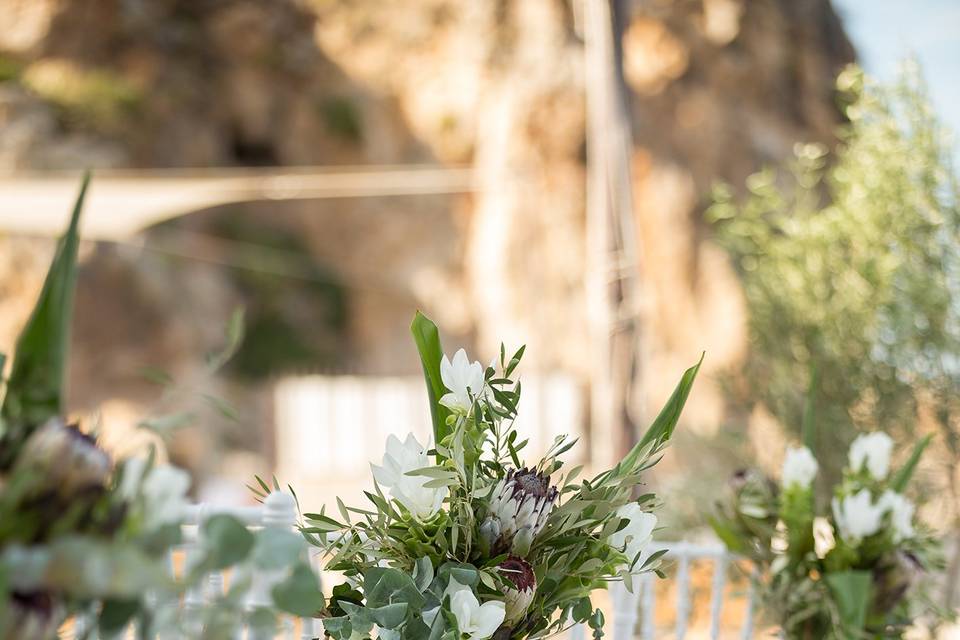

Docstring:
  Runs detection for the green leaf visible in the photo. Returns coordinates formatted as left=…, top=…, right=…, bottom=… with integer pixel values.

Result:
left=890, top=434, right=931, bottom=492
left=708, top=517, right=748, bottom=555
left=825, top=570, right=872, bottom=634
left=369, top=603, right=409, bottom=629
left=206, top=307, right=245, bottom=372
left=410, top=312, right=452, bottom=448
left=364, top=567, right=426, bottom=610
left=272, top=562, right=325, bottom=617
left=634, top=354, right=703, bottom=453
left=253, top=528, right=305, bottom=570
left=572, top=597, right=592, bottom=622
left=413, top=556, right=434, bottom=592
left=1, top=172, right=89, bottom=430
left=323, top=616, right=353, bottom=640
left=136, top=411, right=195, bottom=436
left=202, top=514, right=256, bottom=569
left=99, top=598, right=140, bottom=635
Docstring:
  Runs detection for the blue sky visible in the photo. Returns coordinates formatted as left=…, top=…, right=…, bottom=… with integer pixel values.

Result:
left=832, top=0, right=960, bottom=148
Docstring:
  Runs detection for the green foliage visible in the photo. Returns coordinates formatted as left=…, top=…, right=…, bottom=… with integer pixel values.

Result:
left=708, top=64, right=960, bottom=484
left=272, top=562, right=325, bottom=617
left=825, top=571, right=872, bottom=636
left=201, top=515, right=256, bottom=570
left=711, top=434, right=945, bottom=638
left=0, top=173, right=88, bottom=465
left=305, top=312, right=701, bottom=640
left=0, top=192, right=325, bottom=638
left=411, top=312, right=453, bottom=447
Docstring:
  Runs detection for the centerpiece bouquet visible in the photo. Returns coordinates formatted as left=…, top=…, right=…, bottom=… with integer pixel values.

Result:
left=293, top=313, right=702, bottom=640
left=0, top=176, right=323, bottom=639
left=710, top=430, right=944, bottom=639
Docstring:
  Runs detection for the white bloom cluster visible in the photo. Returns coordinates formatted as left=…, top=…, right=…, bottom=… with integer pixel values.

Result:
left=782, top=446, right=819, bottom=489
left=832, top=488, right=916, bottom=545
left=849, top=432, right=894, bottom=480
left=120, top=458, right=191, bottom=530
left=439, top=349, right=486, bottom=413
left=372, top=433, right=447, bottom=520
left=609, top=503, right=657, bottom=572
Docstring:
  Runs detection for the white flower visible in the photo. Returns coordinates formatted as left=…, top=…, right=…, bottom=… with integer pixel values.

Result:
left=121, top=458, right=191, bottom=529
left=440, top=348, right=486, bottom=413
left=371, top=433, right=447, bottom=520
left=832, top=489, right=885, bottom=544
left=609, top=503, right=657, bottom=571
left=879, top=490, right=916, bottom=542
left=813, top=517, right=836, bottom=558
left=849, top=432, right=894, bottom=480
left=782, top=446, right=819, bottom=489
left=444, top=579, right=505, bottom=640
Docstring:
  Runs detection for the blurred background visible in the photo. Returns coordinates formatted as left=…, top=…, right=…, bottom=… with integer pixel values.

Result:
left=0, top=0, right=958, bottom=631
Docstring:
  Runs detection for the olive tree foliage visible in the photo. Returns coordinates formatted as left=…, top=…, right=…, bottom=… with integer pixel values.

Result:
left=707, top=64, right=960, bottom=504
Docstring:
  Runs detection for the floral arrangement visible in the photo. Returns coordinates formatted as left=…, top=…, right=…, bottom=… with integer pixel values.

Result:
left=0, top=176, right=323, bottom=639
left=711, top=430, right=944, bottom=638
left=294, top=313, right=702, bottom=640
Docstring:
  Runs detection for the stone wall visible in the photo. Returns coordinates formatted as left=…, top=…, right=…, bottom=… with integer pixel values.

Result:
left=0, top=0, right=853, bottom=492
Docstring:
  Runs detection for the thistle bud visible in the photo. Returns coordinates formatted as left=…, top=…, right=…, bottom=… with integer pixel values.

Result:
left=499, top=556, right=536, bottom=626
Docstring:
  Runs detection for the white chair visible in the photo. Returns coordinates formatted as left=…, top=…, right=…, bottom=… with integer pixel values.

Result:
left=607, top=542, right=756, bottom=640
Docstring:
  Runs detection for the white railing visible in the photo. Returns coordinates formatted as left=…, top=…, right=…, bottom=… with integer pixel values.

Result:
left=71, top=492, right=320, bottom=640
left=180, top=492, right=321, bottom=640
left=603, top=542, right=756, bottom=640
left=69, top=499, right=752, bottom=640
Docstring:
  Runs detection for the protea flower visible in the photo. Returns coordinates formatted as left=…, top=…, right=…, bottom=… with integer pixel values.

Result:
left=499, top=556, right=536, bottom=625
left=2, top=591, right=63, bottom=640
left=484, top=468, right=557, bottom=555
left=872, top=550, right=923, bottom=612
left=14, top=419, right=110, bottom=498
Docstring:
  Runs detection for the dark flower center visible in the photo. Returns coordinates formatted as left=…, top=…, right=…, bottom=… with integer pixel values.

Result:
left=509, top=467, right=556, bottom=501
left=500, top=556, right=536, bottom=591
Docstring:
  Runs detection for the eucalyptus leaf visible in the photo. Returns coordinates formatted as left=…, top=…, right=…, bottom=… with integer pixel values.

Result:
left=272, top=562, right=325, bottom=617
left=252, top=528, right=304, bottom=570
left=202, top=514, right=256, bottom=569
left=370, top=603, right=409, bottom=629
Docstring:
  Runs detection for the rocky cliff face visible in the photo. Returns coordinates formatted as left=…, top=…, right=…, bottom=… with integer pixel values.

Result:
left=0, top=0, right=853, bottom=481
